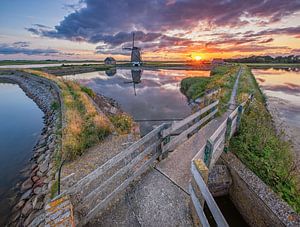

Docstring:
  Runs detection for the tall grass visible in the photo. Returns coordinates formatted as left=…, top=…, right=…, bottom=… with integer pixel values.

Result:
left=23, top=69, right=111, bottom=160
left=180, top=65, right=239, bottom=113
left=230, top=66, right=300, bottom=212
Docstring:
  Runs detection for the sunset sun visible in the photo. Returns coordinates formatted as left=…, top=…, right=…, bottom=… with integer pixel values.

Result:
left=194, top=55, right=202, bottom=61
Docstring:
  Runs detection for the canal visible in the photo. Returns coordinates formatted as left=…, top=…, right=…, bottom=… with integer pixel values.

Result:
left=0, top=81, right=43, bottom=225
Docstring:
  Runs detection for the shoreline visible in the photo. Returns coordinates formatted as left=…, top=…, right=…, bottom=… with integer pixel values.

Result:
left=0, top=71, right=62, bottom=226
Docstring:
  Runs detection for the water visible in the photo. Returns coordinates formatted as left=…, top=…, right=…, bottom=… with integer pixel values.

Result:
left=64, top=69, right=210, bottom=135
left=0, top=62, right=100, bottom=69
left=252, top=68, right=300, bottom=154
left=0, top=82, right=44, bottom=225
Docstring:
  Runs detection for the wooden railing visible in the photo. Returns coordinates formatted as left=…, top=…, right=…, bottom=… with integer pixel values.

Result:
left=189, top=94, right=253, bottom=227
left=63, top=99, right=219, bottom=225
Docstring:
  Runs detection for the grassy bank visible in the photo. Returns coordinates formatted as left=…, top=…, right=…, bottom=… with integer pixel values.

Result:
left=24, top=69, right=113, bottom=160
left=245, top=63, right=300, bottom=68
left=180, top=65, right=239, bottom=113
left=229, top=66, right=300, bottom=212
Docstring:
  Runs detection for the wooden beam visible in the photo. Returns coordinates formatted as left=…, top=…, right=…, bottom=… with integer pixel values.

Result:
left=81, top=151, right=160, bottom=225
left=78, top=140, right=160, bottom=210
left=162, top=100, right=219, bottom=138
left=191, top=163, right=229, bottom=227
left=210, top=118, right=227, bottom=142
left=67, top=123, right=167, bottom=195
left=189, top=184, right=210, bottom=227
left=162, top=109, right=218, bottom=153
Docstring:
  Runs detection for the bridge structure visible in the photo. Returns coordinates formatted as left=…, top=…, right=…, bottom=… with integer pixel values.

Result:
left=47, top=67, right=251, bottom=226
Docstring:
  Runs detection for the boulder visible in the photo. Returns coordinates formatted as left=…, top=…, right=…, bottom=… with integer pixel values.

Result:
left=21, top=189, right=32, bottom=200
left=21, top=178, right=33, bottom=192
left=21, top=199, right=33, bottom=217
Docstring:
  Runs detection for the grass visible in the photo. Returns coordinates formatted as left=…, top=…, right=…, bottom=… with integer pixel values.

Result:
left=180, top=65, right=239, bottom=114
left=245, top=63, right=300, bottom=68
left=109, top=114, right=133, bottom=134
left=22, top=69, right=112, bottom=160
left=229, top=66, right=300, bottom=212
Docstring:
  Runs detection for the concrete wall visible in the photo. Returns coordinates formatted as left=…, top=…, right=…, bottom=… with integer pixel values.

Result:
left=220, top=152, right=300, bottom=227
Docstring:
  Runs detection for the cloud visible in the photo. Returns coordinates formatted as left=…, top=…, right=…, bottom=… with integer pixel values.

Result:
left=244, top=26, right=300, bottom=38
left=27, top=0, right=300, bottom=48
left=0, top=42, right=61, bottom=56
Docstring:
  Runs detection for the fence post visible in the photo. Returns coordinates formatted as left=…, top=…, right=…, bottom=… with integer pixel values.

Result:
left=204, top=139, right=214, bottom=167
left=236, top=105, right=243, bottom=129
left=224, top=116, right=233, bottom=153
left=158, top=125, right=171, bottom=161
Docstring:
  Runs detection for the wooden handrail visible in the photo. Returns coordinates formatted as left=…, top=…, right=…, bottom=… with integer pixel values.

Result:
left=162, top=100, right=219, bottom=138
left=191, top=163, right=229, bottom=227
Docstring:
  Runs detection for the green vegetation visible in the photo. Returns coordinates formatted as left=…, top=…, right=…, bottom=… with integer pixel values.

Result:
left=109, top=114, right=133, bottom=134
left=180, top=65, right=239, bottom=113
left=230, top=66, right=300, bottom=212
left=51, top=101, right=59, bottom=111
left=80, top=85, right=96, bottom=98
left=226, top=55, right=300, bottom=64
left=24, top=69, right=112, bottom=160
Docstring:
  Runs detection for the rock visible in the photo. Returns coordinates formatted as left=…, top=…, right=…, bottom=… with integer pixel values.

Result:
left=39, top=160, right=49, bottom=173
left=32, top=176, right=39, bottom=183
left=37, top=154, right=45, bottom=164
left=35, top=147, right=45, bottom=154
left=33, top=195, right=44, bottom=210
left=12, top=199, right=25, bottom=212
left=21, top=199, right=33, bottom=217
left=36, top=170, right=44, bottom=177
left=21, top=189, right=32, bottom=200
left=33, top=177, right=45, bottom=188
left=10, top=210, right=21, bottom=222
left=33, top=187, right=42, bottom=195
left=21, top=178, right=33, bottom=192
left=28, top=213, right=45, bottom=227
left=24, top=210, right=39, bottom=226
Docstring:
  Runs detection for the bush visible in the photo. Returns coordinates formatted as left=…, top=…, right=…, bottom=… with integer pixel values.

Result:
left=109, top=114, right=133, bottom=134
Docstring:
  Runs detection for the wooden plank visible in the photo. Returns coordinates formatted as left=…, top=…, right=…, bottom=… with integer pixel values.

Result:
left=68, top=123, right=167, bottom=195
left=162, top=100, right=219, bottom=138
left=213, top=129, right=226, bottom=155
left=189, top=184, right=210, bottom=227
left=163, top=109, right=218, bottom=153
left=210, top=118, right=227, bottom=142
left=81, top=151, right=160, bottom=225
left=191, top=163, right=229, bottom=227
left=79, top=140, right=160, bottom=208
left=195, top=88, right=220, bottom=104
left=228, top=106, right=239, bottom=119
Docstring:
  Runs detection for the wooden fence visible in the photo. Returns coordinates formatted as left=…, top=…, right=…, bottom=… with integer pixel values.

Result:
left=190, top=95, right=253, bottom=227
left=64, top=99, right=219, bottom=225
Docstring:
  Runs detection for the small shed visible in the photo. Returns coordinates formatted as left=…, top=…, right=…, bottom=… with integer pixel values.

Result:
left=104, top=57, right=116, bottom=65
left=211, top=58, right=225, bottom=65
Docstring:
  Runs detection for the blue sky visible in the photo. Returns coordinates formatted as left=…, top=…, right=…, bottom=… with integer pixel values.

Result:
left=0, top=0, right=300, bottom=61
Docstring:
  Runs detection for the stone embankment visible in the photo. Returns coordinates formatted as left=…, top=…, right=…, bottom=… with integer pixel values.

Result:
left=0, top=71, right=62, bottom=226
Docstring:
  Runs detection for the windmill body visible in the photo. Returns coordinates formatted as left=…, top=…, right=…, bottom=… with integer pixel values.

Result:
left=123, top=33, right=142, bottom=66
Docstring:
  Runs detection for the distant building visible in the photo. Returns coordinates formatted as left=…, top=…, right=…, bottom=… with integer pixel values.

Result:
left=211, top=58, right=225, bottom=65
left=104, top=57, right=116, bottom=65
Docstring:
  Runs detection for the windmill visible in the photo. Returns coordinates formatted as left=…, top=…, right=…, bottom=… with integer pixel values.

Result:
left=123, top=32, right=142, bottom=66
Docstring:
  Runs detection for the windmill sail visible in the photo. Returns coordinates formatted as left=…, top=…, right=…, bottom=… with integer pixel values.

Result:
left=123, top=32, right=142, bottom=66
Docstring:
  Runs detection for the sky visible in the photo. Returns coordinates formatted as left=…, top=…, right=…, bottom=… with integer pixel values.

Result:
left=0, top=0, right=300, bottom=61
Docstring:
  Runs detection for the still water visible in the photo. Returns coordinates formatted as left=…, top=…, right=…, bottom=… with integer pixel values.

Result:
left=0, top=82, right=43, bottom=225
left=64, top=69, right=210, bottom=135
left=252, top=68, right=300, bottom=154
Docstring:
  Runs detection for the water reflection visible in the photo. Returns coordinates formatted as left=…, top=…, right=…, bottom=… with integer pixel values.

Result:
left=252, top=68, right=300, bottom=155
left=64, top=69, right=209, bottom=135
left=0, top=83, right=43, bottom=225
left=123, top=69, right=143, bottom=96
left=105, top=68, right=117, bottom=77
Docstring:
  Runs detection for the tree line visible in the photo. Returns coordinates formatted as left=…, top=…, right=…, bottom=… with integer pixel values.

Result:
left=226, top=55, right=300, bottom=63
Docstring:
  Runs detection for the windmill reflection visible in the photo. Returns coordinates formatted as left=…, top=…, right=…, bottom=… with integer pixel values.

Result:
left=124, top=69, right=143, bottom=96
